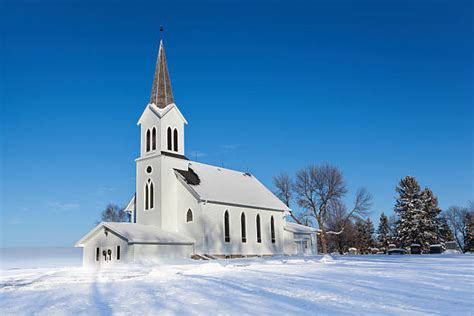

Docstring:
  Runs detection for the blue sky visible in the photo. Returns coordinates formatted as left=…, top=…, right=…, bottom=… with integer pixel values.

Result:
left=1, top=0, right=472, bottom=247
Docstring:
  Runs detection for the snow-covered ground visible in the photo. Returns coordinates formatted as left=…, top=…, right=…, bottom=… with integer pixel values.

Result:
left=1, top=251, right=473, bottom=315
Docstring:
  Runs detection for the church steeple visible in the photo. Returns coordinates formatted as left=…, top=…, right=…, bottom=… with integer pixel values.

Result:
left=149, top=39, right=174, bottom=108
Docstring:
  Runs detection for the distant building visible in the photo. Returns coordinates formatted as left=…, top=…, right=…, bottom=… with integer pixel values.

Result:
left=75, top=38, right=318, bottom=267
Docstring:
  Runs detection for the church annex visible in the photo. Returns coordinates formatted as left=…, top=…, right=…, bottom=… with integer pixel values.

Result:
left=75, top=38, right=318, bottom=267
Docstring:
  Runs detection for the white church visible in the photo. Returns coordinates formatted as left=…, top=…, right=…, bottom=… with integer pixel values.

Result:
left=76, top=38, right=318, bottom=267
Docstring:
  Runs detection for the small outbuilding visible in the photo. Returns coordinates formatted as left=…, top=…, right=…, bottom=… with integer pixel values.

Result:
left=410, top=244, right=422, bottom=254
left=75, top=222, right=194, bottom=268
left=443, top=241, right=460, bottom=254
left=283, top=222, right=318, bottom=255
left=429, top=244, right=443, bottom=254
left=388, top=248, right=406, bottom=255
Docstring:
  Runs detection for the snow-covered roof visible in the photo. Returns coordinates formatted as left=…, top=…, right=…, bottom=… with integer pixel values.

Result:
left=284, top=222, right=319, bottom=234
left=75, top=222, right=194, bottom=247
left=137, top=103, right=188, bottom=125
left=124, top=194, right=136, bottom=213
left=174, top=161, right=290, bottom=212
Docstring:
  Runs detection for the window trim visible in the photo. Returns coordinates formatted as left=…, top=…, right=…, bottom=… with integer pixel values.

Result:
left=149, top=181, right=154, bottom=209
left=186, top=209, right=193, bottom=222
left=167, top=127, right=172, bottom=151
left=152, top=127, right=157, bottom=151
left=271, top=216, right=275, bottom=244
left=145, top=179, right=154, bottom=211
left=224, top=210, right=230, bottom=243
left=241, top=212, right=247, bottom=243
left=145, top=181, right=149, bottom=210
left=256, top=214, right=261, bottom=243
left=173, top=128, right=179, bottom=152
left=146, top=129, right=151, bottom=152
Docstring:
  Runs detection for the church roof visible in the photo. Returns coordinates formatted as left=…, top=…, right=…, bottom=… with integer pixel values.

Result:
left=284, top=222, right=319, bottom=234
left=149, top=40, right=174, bottom=108
left=75, top=222, right=194, bottom=246
left=174, top=162, right=291, bottom=212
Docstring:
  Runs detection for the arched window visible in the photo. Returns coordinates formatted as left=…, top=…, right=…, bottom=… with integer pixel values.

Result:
left=149, top=181, right=154, bottom=209
left=145, top=179, right=153, bottom=210
left=145, top=182, right=149, bottom=210
left=241, top=212, right=246, bottom=243
left=186, top=209, right=193, bottom=222
left=152, top=127, right=156, bottom=150
left=271, top=216, right=275, bottom=244
left=173, top=128, right=178, bottom=152
left=224, top=211, right=230, bottom=242
left=167, top=127, right=172, bottom=150
left=256, top=214, right=261, bottom=243
left=146, top=129, right=151, bottom=152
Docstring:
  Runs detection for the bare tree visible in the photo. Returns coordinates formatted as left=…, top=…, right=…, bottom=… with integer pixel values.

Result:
left=273, top=173, right=302, bottom=224
left=326, top=201, right=350, bottom=254
left=294, top=164, right=365, bottom=253
left=274, top=165, right=372, bottom=253
left=98, top=204, right=129, bottom=224
left=334, top=188, right=372, bottom=231
left=444, top=205, right=472, bottom=252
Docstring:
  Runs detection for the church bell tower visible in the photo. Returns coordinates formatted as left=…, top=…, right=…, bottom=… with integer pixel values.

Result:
left=135, top=34, right=188, bottom=228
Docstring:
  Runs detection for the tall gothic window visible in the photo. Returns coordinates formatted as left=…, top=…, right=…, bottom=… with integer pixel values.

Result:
left=186, top=209, right=193, bottom=222
left=173, top=129, right=178, bottom=152
left=149, top=181, right=154, bottom=209
left=167, top=127, right=172, bottom=150
left=271, top=216, right=275, bottom=244
left=145, top=179, right=154, bottom=210
left=146, top=129, right=151, bottom=152
left=145, top=182, right=149, bottom=210
left=224, top=211, right=230, bottom=242
left=241, top=212, right=246, bottom=243
left=256, top=214, right=261, bottom=243
left=152, top=127, right=157, bottom=150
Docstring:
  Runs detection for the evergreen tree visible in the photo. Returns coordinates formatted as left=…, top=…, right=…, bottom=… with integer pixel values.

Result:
left=394, top=176, right=423, bottom=248
left=354, top=218, right=375, bottom=254
left=464, top=212, right=474, bottom=253
left=419, top=188, right=441, bottom=249
left=365, top=218, right=375, bottom=251
left=354, top=219, right=366, bottom=254
left=377, top=213, right=390, bottom=252
left=388, top=214, right=398, bottom=246
left=437, top=216, right=454, bottom=245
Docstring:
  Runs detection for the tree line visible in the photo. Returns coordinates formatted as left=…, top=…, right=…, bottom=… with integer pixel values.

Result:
left=274, top=165, right=473, bottom=254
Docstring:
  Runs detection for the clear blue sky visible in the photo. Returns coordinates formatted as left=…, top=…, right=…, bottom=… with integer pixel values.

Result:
left=1, top=0, right=472, bottom=247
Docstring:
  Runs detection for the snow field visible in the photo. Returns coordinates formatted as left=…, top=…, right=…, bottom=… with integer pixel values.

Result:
left=1, top=254, right=473, bottom=315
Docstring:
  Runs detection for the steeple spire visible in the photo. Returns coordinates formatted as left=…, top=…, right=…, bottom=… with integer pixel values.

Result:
left=149, top=37, right=174, bottom=108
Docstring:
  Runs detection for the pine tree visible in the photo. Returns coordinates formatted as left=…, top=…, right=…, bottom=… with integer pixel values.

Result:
left=365, top=218, right=375, bottom=252
left=377, top=213, right=390, bottom=252
left=419, top=188, right=441, bottom=250
left=437, top=216, right=454, bottom=245
left=354, top=219, right=366, bottom=254
left=394, top=176, right=423, bottom=248
left=464, top=212, right=474, bottom=253
left=354, top=218, right=375, bottom=254
left=388, top=214, right=398, bottom=245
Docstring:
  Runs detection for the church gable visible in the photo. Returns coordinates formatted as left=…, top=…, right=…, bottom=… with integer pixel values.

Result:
left=137, top=103, right=187, bottom=126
